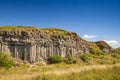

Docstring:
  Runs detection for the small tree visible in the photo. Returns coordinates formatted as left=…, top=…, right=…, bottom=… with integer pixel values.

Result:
left=0, top=53, right=14, bottom=68
left=48, top=55, right=62, bottom=64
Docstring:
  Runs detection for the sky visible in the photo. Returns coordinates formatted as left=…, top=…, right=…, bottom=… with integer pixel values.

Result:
left=0, top=0, right=120, bottom=48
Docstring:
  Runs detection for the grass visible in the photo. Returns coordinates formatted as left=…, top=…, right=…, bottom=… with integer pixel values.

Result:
left=0, top=62, right=120, bottom=80
left=79, top=53, right=120, bottom=65
left=39, top=27, right=71, bottom=38
left=0, top=53, right=119, bottom=80
left=32, top=64, right=120, bottom=80
left=0, top=26, right=71, bottom=38
left=0, top=48, right=119, bottom=80
left=0, top=26, right=35, bottom=31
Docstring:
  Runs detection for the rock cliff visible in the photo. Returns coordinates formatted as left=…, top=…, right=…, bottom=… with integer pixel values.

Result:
left=0, top=26, right=113, bottom=63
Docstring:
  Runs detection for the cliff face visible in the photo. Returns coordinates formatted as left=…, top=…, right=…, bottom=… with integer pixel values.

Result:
left=0, top=26, right=113, bottom=63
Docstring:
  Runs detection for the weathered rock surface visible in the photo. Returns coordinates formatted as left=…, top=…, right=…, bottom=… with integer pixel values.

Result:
left=0, top=26, right=113, bottom=63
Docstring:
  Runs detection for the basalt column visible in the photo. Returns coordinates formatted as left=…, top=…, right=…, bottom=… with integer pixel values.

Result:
left=0, top=43, right=1, bottom=52
left=0, top=26, right=113, bottom=63
left=29, top=44, right=37, bottom=63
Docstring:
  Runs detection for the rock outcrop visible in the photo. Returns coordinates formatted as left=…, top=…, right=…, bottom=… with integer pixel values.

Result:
left=0, top=26, right=113, bottom=63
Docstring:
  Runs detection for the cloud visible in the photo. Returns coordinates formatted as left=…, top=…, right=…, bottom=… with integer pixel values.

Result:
left=83, top=34, right=96, bottom=39
left=104, top=40, right=120, bottom=47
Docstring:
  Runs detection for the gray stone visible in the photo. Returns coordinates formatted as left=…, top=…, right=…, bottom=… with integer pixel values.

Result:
left=0, top=27, right=113, bottom=63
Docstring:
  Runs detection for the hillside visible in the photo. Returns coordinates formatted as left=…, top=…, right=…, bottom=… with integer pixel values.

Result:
left=0, top=26, right=113, bottom=63
left=115, top=47, right=120, bottom=54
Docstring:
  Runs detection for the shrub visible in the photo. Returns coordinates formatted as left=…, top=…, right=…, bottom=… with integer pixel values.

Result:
left=0, top=53, right=14, bottom=68
left=111, top=53, right=120, bottom=59
left=80, top=54, right=89, bottom=62
left=64, top=57, right=76, bottom=64
left=113, top=60, right=116, bottom=64
left=90, top=47, right=104, bottom=55
left=111, top=54, right=117, bottom=58
left=48, top=55, right=62, bottom=64
left=100, top=61, right=104, bottom=64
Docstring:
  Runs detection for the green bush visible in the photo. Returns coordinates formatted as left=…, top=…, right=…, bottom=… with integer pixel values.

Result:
left=111, top=54, right=117, bottom=58
left=112, top=60, right=116, bottom=64
left=48, top=55, right=62, bottom=64
left=80, top=54, right=89, bottom=62
left=0, top=53, right=14, bottom=68
left=90, top=47, right=104, bottom=55
left=100, top=61, right=104, bottom=64
left=64, top=57, right=76, bottom=64
left=111, top=53, right=120, bottom=59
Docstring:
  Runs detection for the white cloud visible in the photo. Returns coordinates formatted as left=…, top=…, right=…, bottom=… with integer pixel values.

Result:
left=83, top=34, right=96, bottom=39
left=104, top=40, right=120, bottom=48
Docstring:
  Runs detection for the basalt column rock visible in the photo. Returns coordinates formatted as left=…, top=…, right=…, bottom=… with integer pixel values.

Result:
left=0, top=26, right=113, bottom=63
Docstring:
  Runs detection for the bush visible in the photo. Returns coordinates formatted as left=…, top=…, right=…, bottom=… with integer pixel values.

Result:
left=90, top=47, right=104, bottom=55
left=111, top=53, right=120, bottom=59
left=111, top=54, right=117, bottom=58
left=64, top=57, right=76, bottom=64
left=113, top=60, right=116, bottom=64
left=0, top=53, right=14, bottom=68
left=48, top=55, right=62, bottom=64
left=100, top=61, right=104, bottom=64
left=80, top=54, right=89, bottom=62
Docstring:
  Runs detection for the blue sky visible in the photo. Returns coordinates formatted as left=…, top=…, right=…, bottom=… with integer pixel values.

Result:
left=0, top=0, right=120, bottom=48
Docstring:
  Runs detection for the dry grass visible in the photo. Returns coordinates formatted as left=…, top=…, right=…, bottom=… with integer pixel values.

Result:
left=0, top=53, right=120, bottom=80
left=0, top=63, right=120, bottom=80
left=33, top=64, right=120, bottom=80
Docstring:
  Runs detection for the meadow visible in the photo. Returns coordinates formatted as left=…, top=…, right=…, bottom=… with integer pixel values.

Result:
left=0, top=53, right=120, bottom=80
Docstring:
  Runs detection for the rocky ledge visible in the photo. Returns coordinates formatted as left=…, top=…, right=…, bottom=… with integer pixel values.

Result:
left=0, top=26, right=113, bottom=63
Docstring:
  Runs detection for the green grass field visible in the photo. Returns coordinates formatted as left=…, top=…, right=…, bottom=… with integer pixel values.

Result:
left=0, top=63, right=120, bottom=80
left=0, top=53, right=120, bottom=80
left=33, top=64, right=120, bottom=80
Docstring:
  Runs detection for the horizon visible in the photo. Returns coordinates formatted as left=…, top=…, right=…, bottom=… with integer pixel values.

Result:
left=0, top=0, right=120, bottom=48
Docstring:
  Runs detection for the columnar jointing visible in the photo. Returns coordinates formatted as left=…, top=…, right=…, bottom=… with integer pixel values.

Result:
left=0, top=38, right=76, bottom=63
left=0, top=27, right=113, bottom=63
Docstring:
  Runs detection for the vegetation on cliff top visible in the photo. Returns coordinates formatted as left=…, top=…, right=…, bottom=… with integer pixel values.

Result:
left=0, top=26, right=34, bottom=31
left=0, top=26, right=66, bottom=32
left=0, top=26, right=75, bottom=38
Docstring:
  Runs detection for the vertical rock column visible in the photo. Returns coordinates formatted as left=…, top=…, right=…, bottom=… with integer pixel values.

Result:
left=24, top=47, right=27, bottom=61
left=2, top=44, right=10, bottom=54
left=35, top=45, right=39, bottom=61
left=60, top=46, right=66, bottom=58
left=24, top=44, right=31, bottom=62
left=14, top=44, right=19, bottom=59
left=0, top=43, right=1, bottom=52
left=48, top=46, right=53, bottom=57
left=29, top=44, right=36, bottom=63
left=0, top=37, right=2, bottom=52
